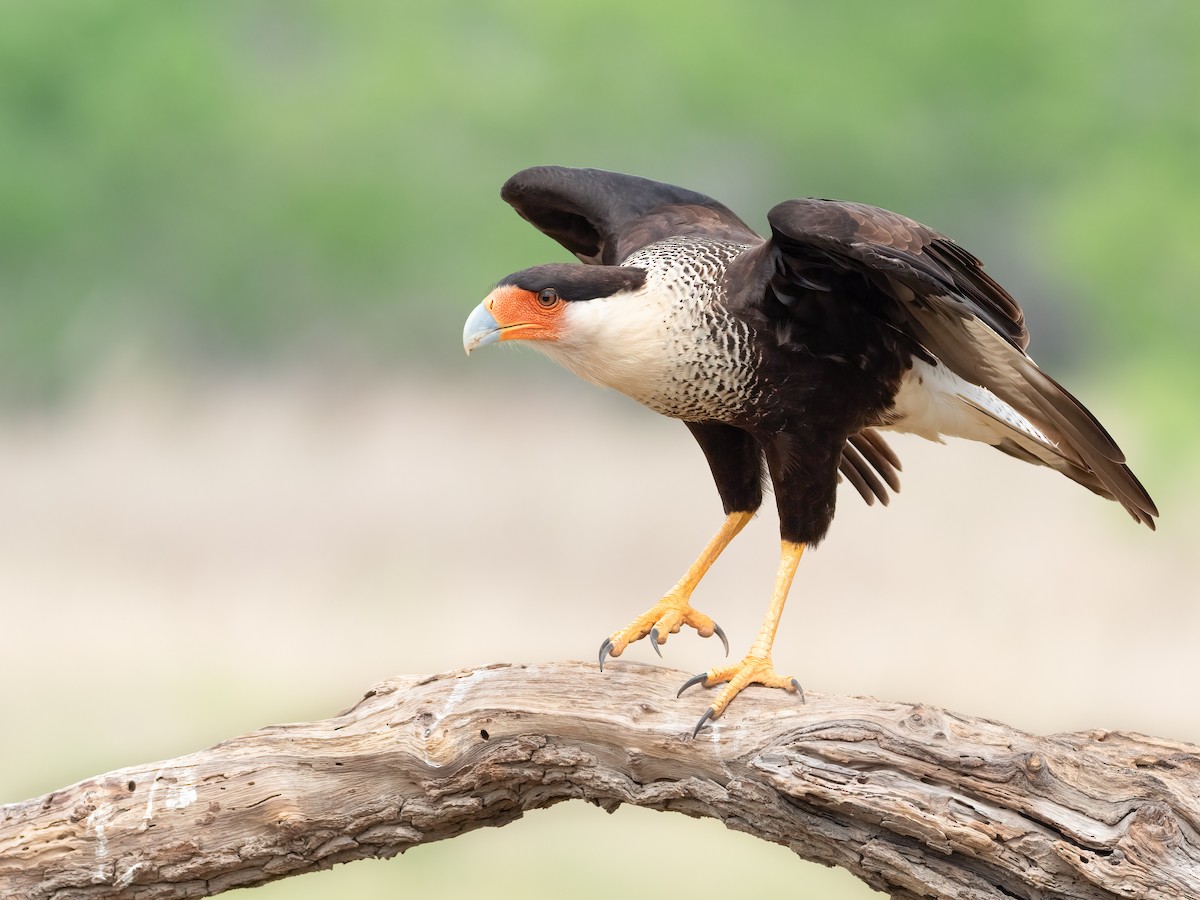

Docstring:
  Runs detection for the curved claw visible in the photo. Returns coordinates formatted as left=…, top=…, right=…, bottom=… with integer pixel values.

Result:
left=791, top=678, right=806, bottom=703
left=691, top=707, right=715, bottom=739
left=712, top=622, right=729, bottom=657
left=648, top=626, right=663, bottom=658
left=598, top=638, right=614, bottom=672
left=677, top=672, right=708, bottom=698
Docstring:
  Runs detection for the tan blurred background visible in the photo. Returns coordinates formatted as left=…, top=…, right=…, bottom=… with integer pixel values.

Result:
left=2, top=3, right=1197, bottom=898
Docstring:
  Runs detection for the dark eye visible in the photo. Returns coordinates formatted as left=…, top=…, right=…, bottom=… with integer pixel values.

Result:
left=537, top=288, right=559, bottom=308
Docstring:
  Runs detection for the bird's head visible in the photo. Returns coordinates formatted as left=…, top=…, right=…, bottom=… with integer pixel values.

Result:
left=463, top=264, right=648, bottom=355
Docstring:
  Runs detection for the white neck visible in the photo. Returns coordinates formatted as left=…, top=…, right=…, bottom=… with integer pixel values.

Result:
left=536, top=281, right=680, bottom=404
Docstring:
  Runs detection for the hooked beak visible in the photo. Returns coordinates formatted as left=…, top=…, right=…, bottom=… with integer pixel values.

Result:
left=463, top=303, right=502, bottom=355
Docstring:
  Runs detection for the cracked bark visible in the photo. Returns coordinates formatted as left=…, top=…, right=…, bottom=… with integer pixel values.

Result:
left=3, top=661, right=1199, bottom=899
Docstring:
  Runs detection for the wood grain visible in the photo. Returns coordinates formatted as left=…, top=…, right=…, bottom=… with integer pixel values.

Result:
left=3, top=661, right=1198, bottom=899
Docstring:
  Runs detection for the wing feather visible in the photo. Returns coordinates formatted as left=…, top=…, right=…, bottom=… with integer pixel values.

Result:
left=766, top=198, right=1157, bottom=528
left=501, top=166, right=760, bottom=265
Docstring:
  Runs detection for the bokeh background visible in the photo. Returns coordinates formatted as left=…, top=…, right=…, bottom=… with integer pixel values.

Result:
left=2, top=2, right=1197, bottom=898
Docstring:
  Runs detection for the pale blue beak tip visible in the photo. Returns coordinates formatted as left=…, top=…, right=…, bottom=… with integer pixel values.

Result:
left=463, top=304, right=502, bottom=355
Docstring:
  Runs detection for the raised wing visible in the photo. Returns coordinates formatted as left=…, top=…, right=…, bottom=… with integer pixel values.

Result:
left=765, top=198, right=1157, bottom=528
left=768, top=199, right=1029, bottom=351
left=501, top=166, right=761, bottom=265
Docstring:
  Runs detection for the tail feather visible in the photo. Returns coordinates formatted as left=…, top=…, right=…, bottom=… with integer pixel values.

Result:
left=893, top=304, right=1158, bottom=529
left=960, top=392, right=1158, bottom=530
left=838, top=428, right=902, bottom=506
left=886, top=355, right=1158, bottom=529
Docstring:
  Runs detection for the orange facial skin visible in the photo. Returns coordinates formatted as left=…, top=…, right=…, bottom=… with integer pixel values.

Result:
left=483, top=285, right=566, bottom=343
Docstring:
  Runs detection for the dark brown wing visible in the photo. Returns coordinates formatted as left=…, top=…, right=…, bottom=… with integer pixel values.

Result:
left=769, top=199, right=1029, bottom=351
left=766, top=198, right=1158, bottom=528
left=501, top=166, right=761, bottom=265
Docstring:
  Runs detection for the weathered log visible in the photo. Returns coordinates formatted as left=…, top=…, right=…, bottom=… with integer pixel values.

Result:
left=2, top=661, right=1198, bottom=899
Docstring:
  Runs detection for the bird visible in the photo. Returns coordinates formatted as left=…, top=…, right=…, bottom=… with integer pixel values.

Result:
left=462, top=166, right=1158, bottom=735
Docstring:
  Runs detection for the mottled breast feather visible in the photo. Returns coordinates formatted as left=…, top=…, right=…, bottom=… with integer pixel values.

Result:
left=611, top=237, right=761, bottom=422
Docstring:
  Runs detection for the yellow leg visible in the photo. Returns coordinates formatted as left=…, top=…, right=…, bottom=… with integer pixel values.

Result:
left=599, top=511, right=753, bottom=667
left=681, top=540, right=806, bottom=735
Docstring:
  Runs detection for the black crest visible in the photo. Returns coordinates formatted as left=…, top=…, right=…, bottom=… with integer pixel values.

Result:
left=498, top=263, right=647, bottom=302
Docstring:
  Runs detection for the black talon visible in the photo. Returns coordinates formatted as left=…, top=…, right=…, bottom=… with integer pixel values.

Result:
left=692, top=708, right=714, bottom=739
left=712, top=622, right=729, bottom=657
left=598, top=638, right=614, bottom=672
left=649, top=626, right=663, bottom=658
left=791, top=678, right=806, bottom=703
left=677, top=672, right=708, bottom=698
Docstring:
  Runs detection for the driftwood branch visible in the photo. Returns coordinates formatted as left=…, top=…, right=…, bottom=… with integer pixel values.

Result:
left=3, top=661, right=1199, bottom=899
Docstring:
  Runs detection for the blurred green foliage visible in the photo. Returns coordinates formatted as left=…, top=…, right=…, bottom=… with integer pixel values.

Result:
left=0, top=0, right=1195, bottom=415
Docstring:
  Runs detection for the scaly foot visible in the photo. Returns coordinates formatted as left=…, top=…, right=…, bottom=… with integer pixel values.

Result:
left=678, top=652, right=804, bottom=737
left=598, top=512, right=751, bottom=670
left=598, top=592, right=729, bottom=670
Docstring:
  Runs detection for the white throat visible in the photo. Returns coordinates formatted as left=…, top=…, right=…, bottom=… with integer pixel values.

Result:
left=536, top=282, right=680, bottom=404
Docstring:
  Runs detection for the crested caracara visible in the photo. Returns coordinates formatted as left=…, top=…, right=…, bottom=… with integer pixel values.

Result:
left=463, top=166, right=1158, bottom=735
